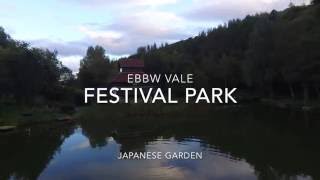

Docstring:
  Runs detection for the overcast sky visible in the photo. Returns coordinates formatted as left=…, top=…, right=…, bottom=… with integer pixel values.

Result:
left=0, top=0, right=309, bottom=72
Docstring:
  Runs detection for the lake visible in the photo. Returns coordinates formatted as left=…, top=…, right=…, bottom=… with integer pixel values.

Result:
left=0, top=105, right=319, bottom=180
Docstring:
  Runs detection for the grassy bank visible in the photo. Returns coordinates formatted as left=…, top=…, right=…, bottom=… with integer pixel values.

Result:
left=0, top=104, right=73, bottom=127
left=1, top=98, right=319, bottom=128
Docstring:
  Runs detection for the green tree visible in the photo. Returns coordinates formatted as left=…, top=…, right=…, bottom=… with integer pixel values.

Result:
left=0, top=26, right=73, bottom=104
left=78, top=46, right=112, bottom=87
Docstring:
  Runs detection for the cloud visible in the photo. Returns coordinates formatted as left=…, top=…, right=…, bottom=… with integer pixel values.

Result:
left=0, top=2, right=16, bottom=12
left=58, top=55, right=83, bottom=73
left=78, top=11, right=192, bottom=55
left=29, top=39, right=89, bottom=57
left=21, top=0, right=311, bottom=73
left=28, top=40, right=88, bottom=72
left=65, top=0, right=178, bottom=8
left=185, top=0, right=310, bottom=21
left=106, top=11, right=186, bottom=38
left=30, top=10, right=191, bottom=57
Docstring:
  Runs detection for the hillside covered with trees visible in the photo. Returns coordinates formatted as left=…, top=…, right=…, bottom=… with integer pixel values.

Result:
left=0, top=27, right=75, bottom=105
left=132, top=1, right=320, bottom=102
left=1, top=1, right=319, bottom=106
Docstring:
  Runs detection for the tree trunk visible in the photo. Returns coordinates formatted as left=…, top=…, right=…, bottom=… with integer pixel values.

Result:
left=303, top=83, right=309, bottom=105
left=315, top=85, right=320, bottom=99
left=304, top=111, right=310, bottom=129
left=288, top=83, right=295, bottom=99
left=269, top=83, right=274, bottom=98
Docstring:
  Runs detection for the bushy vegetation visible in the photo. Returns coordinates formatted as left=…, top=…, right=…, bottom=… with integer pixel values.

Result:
left=0, top=27, right=75, bottom=105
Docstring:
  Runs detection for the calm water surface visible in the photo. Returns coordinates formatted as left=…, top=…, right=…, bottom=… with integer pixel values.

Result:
left=1, top=106, right=319, bottom=180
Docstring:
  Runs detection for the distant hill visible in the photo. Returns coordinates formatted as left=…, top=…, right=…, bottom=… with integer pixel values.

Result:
left=132, top=3, right=320, bottom=100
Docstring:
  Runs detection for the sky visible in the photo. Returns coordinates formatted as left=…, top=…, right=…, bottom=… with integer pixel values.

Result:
left=0, top=0, right=309, bottom=72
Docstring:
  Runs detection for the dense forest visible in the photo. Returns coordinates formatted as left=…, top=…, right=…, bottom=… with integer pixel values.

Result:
left=0, top=1, right=320, bottom=106
left=132, top=2, right=320, bottom=102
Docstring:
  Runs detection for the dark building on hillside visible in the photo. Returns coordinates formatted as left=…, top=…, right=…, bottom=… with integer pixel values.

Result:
left=118, top=59, right=144, bottom=73
left=111, top=59, right=145, bottom=87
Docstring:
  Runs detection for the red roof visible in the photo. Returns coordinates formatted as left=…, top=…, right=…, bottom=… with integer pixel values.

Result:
left=111, top=72, right=145, bottom=83
left=119, top=59, right=144, bottom=68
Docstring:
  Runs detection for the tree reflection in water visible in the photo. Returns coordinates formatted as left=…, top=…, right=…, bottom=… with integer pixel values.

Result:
left=0, top=104, right=319, bottom=180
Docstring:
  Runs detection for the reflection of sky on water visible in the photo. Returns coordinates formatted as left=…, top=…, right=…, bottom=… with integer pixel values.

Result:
left=147, top=137, right=256, bottom=180
left=38, top=128, right=259, bottom=180
left=2, top=106, right=318, bottom=180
